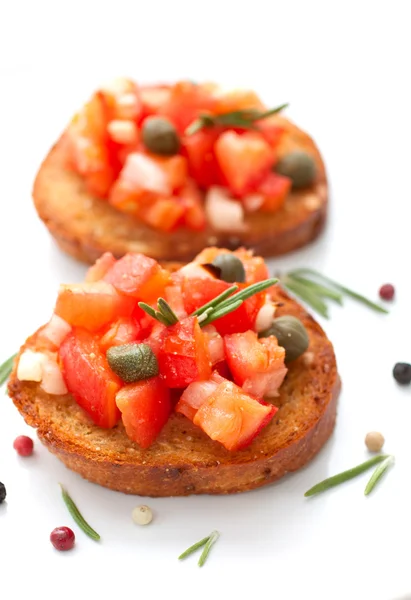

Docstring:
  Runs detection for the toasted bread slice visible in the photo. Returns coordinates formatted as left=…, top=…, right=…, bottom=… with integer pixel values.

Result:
left=33, top=116, right=328, bottom=264
left=8, top=284, right=340, bottom=496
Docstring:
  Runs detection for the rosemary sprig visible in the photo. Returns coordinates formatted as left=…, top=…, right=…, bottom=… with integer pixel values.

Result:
left=0, top=353, right=17, bottom=387
left=179, top=530, right=220, bottom=567
left=364, top=455, right=395, bottom=496
left=139, top=278, right=277, bottom=328
left=60, top=484, right=101, bottom=541
left=304, top=455, right=390, bottom=497
left=281, top=268, right=388, bottom=319
left=185, top=103, right=289, bottom=136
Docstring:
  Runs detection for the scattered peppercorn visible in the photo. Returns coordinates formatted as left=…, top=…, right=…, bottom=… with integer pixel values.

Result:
left=132, top=505, right=153, bottom=525
left=393, top=362, right=411, bottom=385
left=379, top=283, right=395, bottom=301
left=365, top=431, right=385, bottom=452
left=0, top=482, right=6, bottom=503
left=50, top=526, right=75, bottom=551
left=13, top=435, right=34, bottom=456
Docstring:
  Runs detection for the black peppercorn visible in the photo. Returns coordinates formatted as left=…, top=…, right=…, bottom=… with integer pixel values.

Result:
left=393, top=362, right=411, bottom=385
left=0, top=482, right=6, bottom=503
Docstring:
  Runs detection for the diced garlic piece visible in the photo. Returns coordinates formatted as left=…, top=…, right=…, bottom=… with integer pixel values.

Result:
left=17, top=350, right=47, bottom=382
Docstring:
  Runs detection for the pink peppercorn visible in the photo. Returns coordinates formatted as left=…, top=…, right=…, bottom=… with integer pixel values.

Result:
left=50, top=527, right=75, bottom=551
left=13, top=435, right=34, bottom=457
left=379, top=284, right=395, bottom=301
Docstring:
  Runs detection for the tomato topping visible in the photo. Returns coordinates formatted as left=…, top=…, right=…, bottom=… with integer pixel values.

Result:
left=182, top=129, right=223, bottom=189
left=99, top=317, right=143, bottom=353
left=116, top=377, right=171, bottom=448
left=256, top=172, right=292, bottom=212
left=140, top=85, right=171, bottom=117
left=85, top=252, right=117, bottom=282
left=203, top=325, right=225, bottom=365
left=104, top=253, right=170, bottom=301
left=213, top=89, right=265, bottom=114
left=139, top=197, right=185, bottom=231
left=54, top=281, right=135, bottom=332
left=214, top=131, right=274, bottom=196
left=59, top=328, right=121, bottom=428
left=233, top=249, right=271, bottom=283
left=178, top=181, right=206, bottom=230
left=159, top=81, right=217, bottom=133
left=147, top=154, right=188, bottom=192
left=165, top=285, right=187, bottom=319
left=176, top=375, right=277, bottom=451
left=158, top=317, right=211, bottom=388
left=224, top=332, right=287, bottom=398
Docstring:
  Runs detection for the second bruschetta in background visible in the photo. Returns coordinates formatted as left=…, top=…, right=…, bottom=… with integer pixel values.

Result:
left=33, top=80, right=328, bottom=264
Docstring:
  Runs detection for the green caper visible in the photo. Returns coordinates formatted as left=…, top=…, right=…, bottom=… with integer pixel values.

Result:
left=211, top=254, right=246, bottom=283
left=107, top=343, right=158, bottom=383
left=142, top=116, right=180, bottom=155
left=259, top=315, right=309, bottom=362
left=275, top=151, right=317, bottom=189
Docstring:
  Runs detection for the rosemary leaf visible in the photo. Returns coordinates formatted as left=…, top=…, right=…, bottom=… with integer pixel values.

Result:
left=286, top=274, right=343, bottom=304
left=201, top=299, right=244, bottom=326
left=191, top=285, right=238, bottom=317
left=364, top=455, right=395, bottom=496
left=157, top=298, right=179, bottom=325
left=179, top=535, right=210, bottom=560
left=305, top=455, right=389, bottom=497
left=60, top=484, right=101, bottom=541
left=154, top=312, right=173, bottom=327
left=0, top=353, right=17, bottom=386
left=138, top=302, right=158, bottom=320
left=215, top=278, right=278, bottom=311
left=289, top=268, right=388, bottom=314
left=283, top=279, right=329, bottom=318
left=198, top=530, right=220, bottom=567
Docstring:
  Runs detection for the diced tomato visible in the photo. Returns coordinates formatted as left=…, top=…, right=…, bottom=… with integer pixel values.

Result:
left=140, top=85, right=172, bottom=117
left=158, top=316, right=211, bottom=388
left=213, top=89, right=265, bottom=114
left=202, top=325, right=225, bottom=365
left=116, top=377, right=171, bottom=448
left=182, top=128, right=223, bottom=188
left=147, top=153, right=188, bottom=192
left=183, top=376, right=277, bottom=451
left=144, top=322, right=167, bottom=356
left=176, top=379, right=219, bottom=421
left=59, top=328, right=121, bottom=428
left=104, top=253, right=171, bottom=301
left=54, top=281, right=135, bottom=332
left=100, top=78, right=142, bottom=121
left=178, top=182, right=206, bottom=230
left=159, top=81, right=217, bottom=133
left=256, top=172, right=292, bottom=212
left=213, top=361, right=232, bottom=379
left=99, top=317, right=142, bottom=353
left=215, top=131, right=274, bottom=196
left=165, top=285, right=187, bottom=319
left=181, top=277, right=262, bottom=335
left=68, top=92, right=116, bottom=197
left=257, top=119, right=285, bottom=147
left=108, top=179, right=154, bottom=215
left=192, top=247, right=222, bottom=265
left=224, top=332, right=287, bottom=398
left=139, top=197, right=185, bottom=232
left=85, top=252, right=117, bottom=282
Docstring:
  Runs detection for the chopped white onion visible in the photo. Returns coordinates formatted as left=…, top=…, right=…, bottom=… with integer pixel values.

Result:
left=17, top=350, right=47, bottom=382
left=255, top=303, right=276, bottom=333
left=243, top=193, right=264, bottom=212
left=178, top=262, right=216, bottom=279
left=205, top=187, right=246, bottom=233
left=40, top=358, right=68, bottom=395
left=41, top=314, right=71, bottom=347
left=121, top=153, right=170, bottom=195
left=107, top=120, right=138, bottom=145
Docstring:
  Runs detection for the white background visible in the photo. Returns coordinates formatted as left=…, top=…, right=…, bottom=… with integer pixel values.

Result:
left=0, top=2, right=410, bottom=599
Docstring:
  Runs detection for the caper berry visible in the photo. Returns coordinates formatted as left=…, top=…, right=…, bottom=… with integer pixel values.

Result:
left=142, top=116, right=180, bottom=156
left=211, top=254, right=246, bottom=283
left=107, top=343, right=159, bottom=383
left=275, top=151, right=317, bottom=189
left=259, top=315, right=309, bottom=362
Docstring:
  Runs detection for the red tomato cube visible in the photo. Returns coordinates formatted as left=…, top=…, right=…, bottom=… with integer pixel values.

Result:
left=256, top=172, right=291, bottom=212
left=214, top=131, right=274, bottom=196
left=158, top=316, right=211, bottom=388
left=116, top=377, right=172, bottom=448
left=99, top=317, right=143, bottom=353
left=59, top=328, right=121, bottom=428
left=104, top=253, right=171, bottom=301
left=54, top=281, right=135, bottom=332
left=85, top=252, right=117, bottom=283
